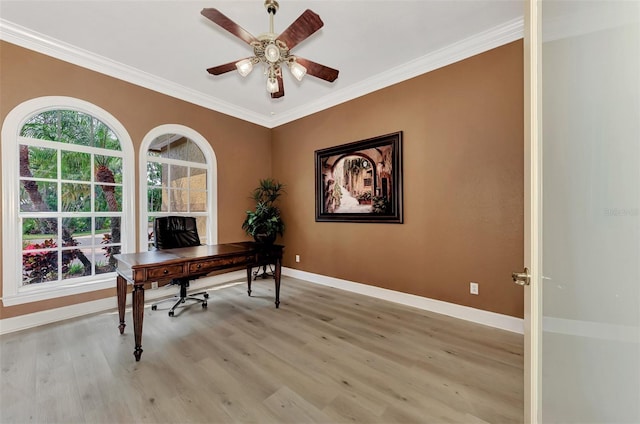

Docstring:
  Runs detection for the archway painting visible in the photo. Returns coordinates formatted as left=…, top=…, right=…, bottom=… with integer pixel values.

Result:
left=315, top=132, right=403, bottom=223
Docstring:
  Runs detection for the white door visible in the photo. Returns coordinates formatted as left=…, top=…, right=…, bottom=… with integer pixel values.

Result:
left=524, top=1, right=640, bottom=422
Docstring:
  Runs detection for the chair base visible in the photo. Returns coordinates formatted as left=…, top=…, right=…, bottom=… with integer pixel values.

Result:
left=151, top=292, right=209, bottom=316
left=151, top=278, right=209, bottom=317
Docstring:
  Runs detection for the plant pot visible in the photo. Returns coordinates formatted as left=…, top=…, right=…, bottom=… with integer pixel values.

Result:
left=254, top=233, right=276, bottom=245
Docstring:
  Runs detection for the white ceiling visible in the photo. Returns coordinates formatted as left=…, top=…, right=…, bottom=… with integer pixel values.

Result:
left=0, top=0, right=524, bottom=128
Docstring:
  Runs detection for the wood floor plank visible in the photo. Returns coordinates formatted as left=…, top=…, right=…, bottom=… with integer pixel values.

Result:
left=263, top=386, right=333, bottom=423
left=0, top=277, right=524, bottom=423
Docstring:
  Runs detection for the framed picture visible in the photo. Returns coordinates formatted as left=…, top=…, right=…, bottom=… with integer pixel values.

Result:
left=315, top=131, right=403, bottom=223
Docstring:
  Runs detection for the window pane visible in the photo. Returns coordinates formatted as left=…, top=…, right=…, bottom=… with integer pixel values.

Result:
left=62, top=217, right=91, bottom=246
left=21, top=110, right=122, bottom=151
left=147, top=187, right=163, bottom=212
left=187, top=140, right=206, bottom=163
left=94, top=247, right=116, bottom=275
left=195, top=216, right=207, bottom=245
left=20, top=145, right=57, bottom=178
left=96, top=216, right=121, bottom=245
left=21, top=111, right=61, bottom=141
left=149, top=134, right=176, bottom=157
left=20, top=181, right=58, bottom=212
left=161, top=189, right=169, bottom=212
left=23, top=249, right=58, bottom=284
left=61, top=151, right=91, bottom=181
left=147, top=215, right=156, bottom=251
left=61, top=183, right=91, bottom=212
left=147, top=161, right=163, bottom=187
left=95, top=186, right=122, bottom=212
left=170, top=189, right=188, bottom=212
left=62, top=255, right=88, bottom=280
left=159, top=163, right=169, bottom=187
left=167, top=137, right=188, bottom=160
left=190, top=191, right=207, bottom=212
left=95, top=260, right=115, bottom=275
left=92, top=120, right=121, bottom=151
left=22, top=218, right=58, bottom=248
left=96, top=155, right=123, bottom=183
left=170, top=165, right=188, bottom=189
left=190, top=168, right=207, bottom=190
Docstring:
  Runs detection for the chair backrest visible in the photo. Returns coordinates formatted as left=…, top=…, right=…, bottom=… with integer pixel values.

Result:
left=154, top=216, right=200, bottom=250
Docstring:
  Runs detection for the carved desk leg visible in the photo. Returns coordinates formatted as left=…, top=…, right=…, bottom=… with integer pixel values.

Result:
left=132, top=284, right=145, bottom=361
left=274, top=256, right=281, bottom=308
left=246, top=265, right=253, bottom=296
left=117, top=275, right=127, bottom=334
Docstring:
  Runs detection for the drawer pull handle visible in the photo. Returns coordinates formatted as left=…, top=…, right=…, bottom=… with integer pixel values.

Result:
left=163, top=269, right=168, bottom=275
left=197, top=264, right=202, bottom=269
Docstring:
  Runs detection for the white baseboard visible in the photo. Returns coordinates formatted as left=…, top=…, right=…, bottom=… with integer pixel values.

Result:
left=282, top=267, right=524, bottom=334
left=0, top=270, right=247, bottom=335
left=1, top=268, right=524, bottom=335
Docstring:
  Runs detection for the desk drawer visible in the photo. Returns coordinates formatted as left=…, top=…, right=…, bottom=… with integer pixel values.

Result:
left=147, top=264, right=185, bottom=279
left=190, top=255, right=253, bottom=274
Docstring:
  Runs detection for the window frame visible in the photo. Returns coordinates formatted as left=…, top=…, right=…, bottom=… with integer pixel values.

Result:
left=139, top=125, right=218, bottom=251
left=1, top=97, right=135, bottom=306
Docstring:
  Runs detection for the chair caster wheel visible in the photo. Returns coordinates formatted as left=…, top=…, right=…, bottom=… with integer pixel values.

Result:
left=151, top=305, right=157, bottom=311
left=168, top=310, right=174, bottom=317
left=202, top=302, right=208, bottom=309
left=204, top=293, right=209, bottom=299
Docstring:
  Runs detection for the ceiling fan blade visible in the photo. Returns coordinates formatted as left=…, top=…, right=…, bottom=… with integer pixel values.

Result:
left=295, top=57, right=339, bottom=82
left=271, top=75, right=285, bottom=99
left=201, top=8, right=258, bottom=45
left=277, top=9, right=324, bottom=50
left=207, top=60, right=245, bottom=75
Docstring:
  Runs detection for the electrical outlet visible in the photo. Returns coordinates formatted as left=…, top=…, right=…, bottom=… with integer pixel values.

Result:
left=295, top=254, right=300, bottom=263
left=470, top=282, right=479, bottom=295
left=152, top=281, right=158, bottom=289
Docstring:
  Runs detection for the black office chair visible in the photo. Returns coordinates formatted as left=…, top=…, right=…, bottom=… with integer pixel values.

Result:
left=150, top=216, right=209, bottom=317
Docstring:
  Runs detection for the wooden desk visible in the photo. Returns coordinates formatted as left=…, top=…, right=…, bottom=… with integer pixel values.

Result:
left=114, top=242, right=283, bottom=361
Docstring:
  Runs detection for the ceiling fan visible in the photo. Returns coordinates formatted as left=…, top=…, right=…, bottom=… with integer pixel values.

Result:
left=201, top=0, right=339, bottom=99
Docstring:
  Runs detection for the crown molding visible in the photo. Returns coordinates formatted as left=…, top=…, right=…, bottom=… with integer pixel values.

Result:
left=1, top=17, right=523, bottom=129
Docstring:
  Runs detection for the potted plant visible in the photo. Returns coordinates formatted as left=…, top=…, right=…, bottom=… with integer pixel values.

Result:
left=357, top=192, right=372, bottom=205
left=242, top=178, right=285, bottom=244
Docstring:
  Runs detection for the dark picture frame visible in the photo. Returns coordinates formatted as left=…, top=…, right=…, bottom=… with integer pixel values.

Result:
left=315, top=131, right=403, bottom=223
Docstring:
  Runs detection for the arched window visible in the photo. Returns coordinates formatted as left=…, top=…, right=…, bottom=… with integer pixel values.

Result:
left=139, top=125, right=217, bottom=251
left=2, top=97, right=134, bottom=306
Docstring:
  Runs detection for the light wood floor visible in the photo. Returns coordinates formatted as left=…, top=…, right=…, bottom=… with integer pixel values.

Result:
left=0, top=277, right=523, bottom=423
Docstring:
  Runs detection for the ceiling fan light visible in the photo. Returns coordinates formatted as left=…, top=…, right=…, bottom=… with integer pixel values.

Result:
left=235, top=59, right=253, bottom=77
left=264, top=44, right=281, bottom=63
left=289, top=61, right=307, bottom=81
left=266, top=77, right=279, bottom=93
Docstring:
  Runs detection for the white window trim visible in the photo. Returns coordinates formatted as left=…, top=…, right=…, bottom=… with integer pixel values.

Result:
left=139, top=124, right=218, bottom=250
left=1, top=97, right=135, bottom=307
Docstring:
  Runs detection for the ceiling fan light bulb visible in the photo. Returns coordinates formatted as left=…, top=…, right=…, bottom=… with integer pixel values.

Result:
left=235, top=59, right=253, bottom=77
left=264, top=44, right=281, bottom=63
left=267, top=77, right=279, bottom=93
left=290, top=62, right=307, bottom=81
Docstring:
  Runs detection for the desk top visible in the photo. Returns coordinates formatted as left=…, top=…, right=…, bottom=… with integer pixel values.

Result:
left=114, top=241, right=282, bottom=268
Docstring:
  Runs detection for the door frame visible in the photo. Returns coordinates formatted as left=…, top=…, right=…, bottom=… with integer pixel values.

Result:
left=524, top=0, right=542, bottom=422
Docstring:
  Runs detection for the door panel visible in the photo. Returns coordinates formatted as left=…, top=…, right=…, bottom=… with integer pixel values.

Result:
left=539, top=1, right=639, bottom=422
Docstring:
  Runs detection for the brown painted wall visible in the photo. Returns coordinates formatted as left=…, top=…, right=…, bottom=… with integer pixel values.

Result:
left=272, top=41, right=524, bottom=318
left=0, top=39, right=524, bottom=321
left=0, top=41, right=271, bottom=319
